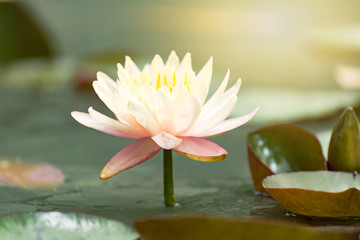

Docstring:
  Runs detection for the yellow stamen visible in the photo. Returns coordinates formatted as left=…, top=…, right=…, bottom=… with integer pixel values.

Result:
left=133, top=78, right=138, bottom=88
left=164, top=75, right=168, bottom=87
left=173, top=72, right=176, bottom=87
left=156, top=73, right=161, bottom=90
left=141, top=70, right=190, bottom=93
left=164, top=75, right=174, bottom=92
left=184, top=73, right=190, bottom=92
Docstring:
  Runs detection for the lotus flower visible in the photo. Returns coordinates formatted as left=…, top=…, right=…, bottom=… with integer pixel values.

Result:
left=71, top=51, right=259, bottom=183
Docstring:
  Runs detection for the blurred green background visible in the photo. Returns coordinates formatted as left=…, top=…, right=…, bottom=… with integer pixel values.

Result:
left=3, top=0, right=360, bottom=89
left=2, top=0, right=360, bottom=124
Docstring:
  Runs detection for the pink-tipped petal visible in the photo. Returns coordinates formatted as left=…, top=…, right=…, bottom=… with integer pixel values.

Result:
left=152, top=132, right=182, bottom=149
left=71, top=111, right=145, bottom=139
left=197, top=106, right=261, bottom=137
left=88, top=107, right=148, bottom=136
left=100, top=138, right=161, bottom=179
left=174, top=137, right=227, bottom=162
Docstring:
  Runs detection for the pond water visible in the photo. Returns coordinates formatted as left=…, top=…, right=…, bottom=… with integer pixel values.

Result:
left=0, top=87, right=359, bottom=229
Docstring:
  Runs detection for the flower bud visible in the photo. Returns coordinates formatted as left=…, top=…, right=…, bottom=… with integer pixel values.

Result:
left=328, top=107, right=360, bottom=171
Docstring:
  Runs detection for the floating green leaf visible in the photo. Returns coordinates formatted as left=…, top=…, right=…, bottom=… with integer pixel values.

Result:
left=247, top=125, right=326, bottom=193
left=0, top=212, right=138, bottom=240
left=134, top=215, right=360, bottom=240
left=328, top=107, right=360, bottom=172
left=263, top=171, right=360, bottom=218
left=1, top=58, right=75, bottom=90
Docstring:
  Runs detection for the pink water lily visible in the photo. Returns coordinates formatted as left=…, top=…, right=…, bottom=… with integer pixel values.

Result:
left=71, top=51, right=260, bottom=181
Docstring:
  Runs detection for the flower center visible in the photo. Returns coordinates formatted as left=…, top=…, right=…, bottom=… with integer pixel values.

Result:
left=135, top=68, right=191, bottom=93
left=156, top=72, right=177, bottom=92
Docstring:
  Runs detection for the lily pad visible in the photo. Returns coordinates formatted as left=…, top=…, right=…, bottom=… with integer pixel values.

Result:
left=0, top=212, right=138, bottom=240
left=0, top=159, right=64, bottom=189
left=263, top=171, right=360, bottom=218
left=328, top=107, right=360, bottom=172
left=134, top=215, right=360, bottom=240
left=247, top=125, right=326, bottom=193
left=1, top=58, right=75, bottom=90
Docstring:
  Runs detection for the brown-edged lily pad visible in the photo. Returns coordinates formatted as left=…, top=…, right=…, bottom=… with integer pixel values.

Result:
left=134, top=215, right=360, bottom=240
left=0, top=159, right=64, bottom=189
left=328, top=107, right=360, bottom=172
left=247, top=125, right=326, bottom=193
left=263, top=171, right=360, bottom=218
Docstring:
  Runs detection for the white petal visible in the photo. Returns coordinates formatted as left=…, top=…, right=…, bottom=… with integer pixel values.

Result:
left=143, top=63, right=150, bottom=73
left=166, top=50, right=179, bottom=70
left=113, top=93, right=146, bottom=131
left=117, top=63, right=131, bottom=84
left=71, top=110, right=146, bottom=139
left=125, top=56, right=141, bottom=80
left=227, top=78, right=242, bottom=95
left=195, top=57, right=213, bottom=104
left=151, top=132, right=182, bottom=149
left=128, top=98, right=162, bottom=136
left=152, top=88, right=174, bottom=132
left=97, top=72, right=117, bottom=93
left=94, top=80, right=141, bottom=130
left=139, top=70, right=150, bottom=84
left=184, top=92, right=238, bottom=136
left=200, top=77, right=240, bottom=119
left=148, top=54, right=165, bottom=84
left=151, top=87, right=201, bottom=135
left=204, top=69, right=230, bottom=109
left=92, top=81, right=117, bottom=114
left=172, top=80, right=190, bottom=109
left=138, top=82, right=156, bottom=112
left=88, top=107, right=147, bottom=135
left=197, top=106, right=261, bottom=137
left=177, top=53, right=192, bottom=79
left=163, top=66, right=175, bottom=89
left=173, top=94, right=202, bottom=135
left=116, top=66, right=141, bottom=97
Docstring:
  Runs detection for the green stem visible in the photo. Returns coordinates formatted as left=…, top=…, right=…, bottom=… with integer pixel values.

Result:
left=163, top=149, right=176, bottom=207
